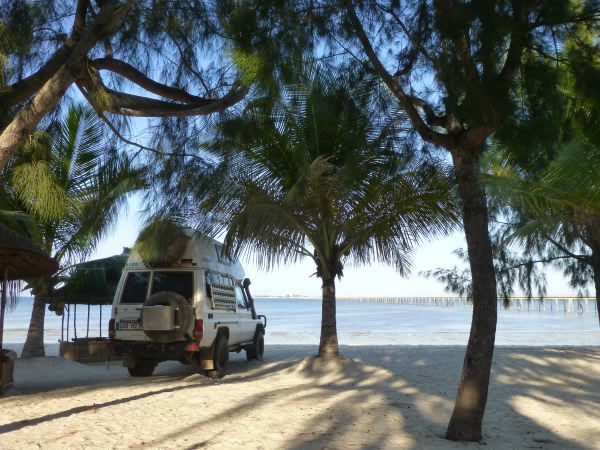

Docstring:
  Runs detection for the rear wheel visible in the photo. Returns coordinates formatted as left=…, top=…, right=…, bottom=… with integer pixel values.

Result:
left=206, top=336, right=229, bottom=379
left=246, top=332, right=264, bottom=361
left=127, top=360, right=156, bottom=377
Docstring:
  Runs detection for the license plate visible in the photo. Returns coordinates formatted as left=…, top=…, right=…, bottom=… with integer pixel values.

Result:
left=117, top=320, right=142, bottom=330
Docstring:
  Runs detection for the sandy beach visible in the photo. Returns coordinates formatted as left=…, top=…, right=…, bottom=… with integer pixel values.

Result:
left=0, top=345, right=599, bottom=450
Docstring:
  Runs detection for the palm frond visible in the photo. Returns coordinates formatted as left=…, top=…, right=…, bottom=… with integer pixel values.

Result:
left=153, top=66, right=460, bottom=281
left=4, top=105, right=144, bottom=268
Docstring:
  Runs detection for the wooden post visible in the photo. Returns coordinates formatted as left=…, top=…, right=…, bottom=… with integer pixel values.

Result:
left=66, top=304, right=70, bottom=341
left=86, top=304, right=90, bottom=338
left=0, top=268, right=8, bottom=349
left=74, top=303, right=77, bottom=339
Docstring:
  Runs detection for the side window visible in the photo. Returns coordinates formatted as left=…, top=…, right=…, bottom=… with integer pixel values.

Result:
left=120, top=272, right=150, bottom=304
left=215, top=244, right=234, bottom=264
left=205, top=271, right=236, bottom=310
left=234, top=286, right=247, bottom=309
left=205, top=271, right=217, bottom=297
left=205, top=271, right=234, bottom=290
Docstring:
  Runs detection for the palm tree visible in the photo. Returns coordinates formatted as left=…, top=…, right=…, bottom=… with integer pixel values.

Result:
left=193, top=71, right=459, bottom=357
left=0, top=105, right=144, bottom=358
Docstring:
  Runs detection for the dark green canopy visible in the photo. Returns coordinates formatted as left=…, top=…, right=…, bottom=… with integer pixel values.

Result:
left=49, top=252, right=128, bottom=305
left=0, top=223, right=58, bottom=280
left=1, top=223, right=59, bottom=350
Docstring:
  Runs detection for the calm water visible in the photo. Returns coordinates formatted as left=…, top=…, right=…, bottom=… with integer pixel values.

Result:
left=3, top=297, right=599, bottom=346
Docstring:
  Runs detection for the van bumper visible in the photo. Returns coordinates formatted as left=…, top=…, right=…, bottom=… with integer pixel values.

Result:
left=110, top=340, right=198, bottom=362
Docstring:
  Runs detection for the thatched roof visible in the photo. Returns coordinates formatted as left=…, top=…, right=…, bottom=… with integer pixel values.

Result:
left=49, top=253, right=128, bottom=305
left=0, top=223, right=58, bottom=280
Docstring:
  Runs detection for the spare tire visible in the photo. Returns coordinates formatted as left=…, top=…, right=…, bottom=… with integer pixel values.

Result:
left=142, top=291, right=194, bottom=343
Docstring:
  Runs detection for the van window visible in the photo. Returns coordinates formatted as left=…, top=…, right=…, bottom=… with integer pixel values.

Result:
left=215, top=244, right=234, bottom=264
left=205, top=271, right=236, bottom=310
left=205, top=271, right=234, bottom=297
left=151, top=271, right=194, bottom=303
left=235, top=285, right=247, bottom=309
left=120, top=272, right=150, bottom=304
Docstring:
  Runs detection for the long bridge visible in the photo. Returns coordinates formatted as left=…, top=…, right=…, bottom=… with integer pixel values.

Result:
left=335, top=296, right=599, bottom=315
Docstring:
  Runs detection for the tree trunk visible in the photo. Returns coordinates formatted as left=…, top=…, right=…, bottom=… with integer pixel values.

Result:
left=21, top=295, right=47, bottom=358
left=0, top=0, right=134, bottom=170
left=0, top=66, right=74, bottom=170
left=0, top=269, right=7, bottom=349
left=591, top=258, right=600, bottom=328
left=446, top=148, right=498, bottom=442
left=318, top=277, right=340, bottom=357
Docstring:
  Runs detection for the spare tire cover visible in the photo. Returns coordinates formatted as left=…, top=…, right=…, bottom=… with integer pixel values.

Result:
left=142, top=291, right=194, bottom=343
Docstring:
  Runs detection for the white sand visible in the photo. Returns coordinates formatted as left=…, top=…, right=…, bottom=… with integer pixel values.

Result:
left=1, top=345, right=599, bottom=450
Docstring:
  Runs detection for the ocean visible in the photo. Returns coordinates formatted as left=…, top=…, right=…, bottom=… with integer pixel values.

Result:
left=2, top=297, right=599, bottom=346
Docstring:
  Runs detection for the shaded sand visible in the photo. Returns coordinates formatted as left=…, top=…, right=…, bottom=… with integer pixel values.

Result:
left=0, top=345, right=599, bottom=449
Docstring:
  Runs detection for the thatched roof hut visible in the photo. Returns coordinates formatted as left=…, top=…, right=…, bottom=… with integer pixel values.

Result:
left=0, top=224, right=58, bottom=280
left=49, top=252, right=128, bottom=306
left=1, top=223, right=59, bottom=392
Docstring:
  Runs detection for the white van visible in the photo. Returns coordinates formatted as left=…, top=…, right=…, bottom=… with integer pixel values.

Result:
left=108, top=230, right=266, bottom=378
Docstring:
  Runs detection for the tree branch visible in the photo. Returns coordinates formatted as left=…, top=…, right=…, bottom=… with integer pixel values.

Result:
left=545, top=234, right=591, bottom=262
left=75, top=82, right=216, bottom=163
left=345, top=0, right=457, bottom=150
left=96, top=109, right=156, bottom=153
left=375, top=3, right=437, bottom=68
left=0, top=44, right=71, bottom=106
left=496, top=1, right=529, bottom=93
left=407, top=95, right=447, bottom=128
left=73, top=0, right=90, bottom=37
left=79, top=69, right=247, bottom=117
left=497, top=255, right=576, bottom=273
left=0, top=0, right=138, bottom=170
left=90, top=58, right=214, bottom=105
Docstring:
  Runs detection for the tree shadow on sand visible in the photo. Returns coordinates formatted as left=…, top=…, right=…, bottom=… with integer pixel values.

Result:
left=142, top=346, right=597, bottom=450
left=2, top=349, right=297, bottom=399
left=1, top=345, right=598, bottom=449
left=278, top=346, right=597, bottom=450
left=125, top=346, right=599, bottom=450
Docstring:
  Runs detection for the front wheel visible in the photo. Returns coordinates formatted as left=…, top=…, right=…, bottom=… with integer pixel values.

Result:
left=246, top=332, right=264, bottom=361
left=206, top=336, right=229, bottom=379
left=127, top=360, right=156, bottom=377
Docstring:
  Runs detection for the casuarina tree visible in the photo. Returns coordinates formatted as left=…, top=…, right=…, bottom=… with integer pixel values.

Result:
left=340, top=0, right=600, bottom=441
left=429, top=27, right=600, bottom=326
left=0, top=0, right=299, bottom=169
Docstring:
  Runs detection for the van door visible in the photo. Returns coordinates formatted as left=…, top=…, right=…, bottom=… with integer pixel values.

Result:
left=114, top=271, right=150, bottom=341
left=205, top=271, right=240, bottom=344
left=235, top=285, right=255, bottom=342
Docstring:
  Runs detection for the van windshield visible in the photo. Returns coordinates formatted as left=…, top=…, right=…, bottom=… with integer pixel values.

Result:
left=151, top=271, right=194, bottom=303
left=120, top=272, right=150, bottom=304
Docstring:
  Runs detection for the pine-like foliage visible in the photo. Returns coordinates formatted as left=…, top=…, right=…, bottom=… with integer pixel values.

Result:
left=474, top=29, right=600, bottom=305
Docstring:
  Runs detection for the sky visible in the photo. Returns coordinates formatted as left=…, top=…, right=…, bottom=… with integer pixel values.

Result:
left=90, top=193, right=579, bottom=298
left=78, top=62, right=581, bottom=299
